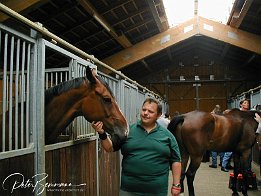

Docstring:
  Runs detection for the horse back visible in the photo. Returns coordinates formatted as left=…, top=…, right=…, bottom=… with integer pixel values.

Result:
left=210, top=114, right=243, bottom=151
left=168, top=111, right=215, bottom=154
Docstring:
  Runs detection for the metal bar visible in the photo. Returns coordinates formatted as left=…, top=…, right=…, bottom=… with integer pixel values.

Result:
left=34, top=38, right=46, bottom=196
left=26, top=44, right=31, bottom=147
left=0, top=145, right=34, bottom=160
left=8, top=36, right=14, bottom=150
left=14, top=38, right=20, bottom=149
left=50, top=72, right=53, bottom=87
left=2, top=33, right=8, bottom=151
left=21, top=41, right=26, bottom=149
left=55, top=72, right=58, bottom=85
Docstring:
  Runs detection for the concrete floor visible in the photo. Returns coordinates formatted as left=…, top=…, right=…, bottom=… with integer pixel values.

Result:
left=168, top=161, right=261, bottom=196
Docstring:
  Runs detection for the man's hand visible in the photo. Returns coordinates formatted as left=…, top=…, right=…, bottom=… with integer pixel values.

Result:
left=91, top=121, right=104, bottom=134
left=254, top=113, right=261, bottom=123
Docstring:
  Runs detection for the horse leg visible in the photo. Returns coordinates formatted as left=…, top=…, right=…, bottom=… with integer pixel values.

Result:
left=186, top=155, right=202, bottom=196
left=232, top=153, right=240, bottom=196
left=240, top=149, right=252, bottom=196
left=180, top=152, right=189, bottom=195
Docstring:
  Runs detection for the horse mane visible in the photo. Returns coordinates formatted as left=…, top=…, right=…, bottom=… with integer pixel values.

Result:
left=45, top=77, right=85, bottom=104
left=45, top=75, right=114, bottom=105
left=96, top=75, right=114, bottom=98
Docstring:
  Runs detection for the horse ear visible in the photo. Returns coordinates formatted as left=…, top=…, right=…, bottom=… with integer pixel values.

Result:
left=86, top=66, right=97, bottom=84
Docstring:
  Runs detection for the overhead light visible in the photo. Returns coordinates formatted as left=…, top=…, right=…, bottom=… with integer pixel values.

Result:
left=195, top=76, right=200, bottom=80
left=180, top=76, right=185, bottom=81
left=210, top=75, right=214, bottom=80
left=179, top=62, right=184, bottom=66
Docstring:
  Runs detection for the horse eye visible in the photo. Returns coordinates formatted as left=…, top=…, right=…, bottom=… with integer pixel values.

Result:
left=103, top=97, right=112, bottom=103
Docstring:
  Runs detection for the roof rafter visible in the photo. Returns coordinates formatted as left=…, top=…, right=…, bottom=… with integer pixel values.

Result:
left=103, top=16, right=261, bottom=71
left=78, top=0, right=132, bottom=48
left=0, top=0, right=44, bottom=21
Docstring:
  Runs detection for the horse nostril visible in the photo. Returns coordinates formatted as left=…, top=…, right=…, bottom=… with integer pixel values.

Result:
left=124, top=128, right=129, bottom=137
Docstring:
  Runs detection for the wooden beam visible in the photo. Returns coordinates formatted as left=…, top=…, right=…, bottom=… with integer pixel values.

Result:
left=146, top=0, right=164, bottom=32
left=102, top=17, right=198, bottom=70
left=103, top=16, right=261, bottom=71
left=0, top=0, right=43, bottom=21
left=78, top=0, right=132, bottom=48
left=228, top=0, right=253, bottom=28
left=198, top=17, right=261, bottom=54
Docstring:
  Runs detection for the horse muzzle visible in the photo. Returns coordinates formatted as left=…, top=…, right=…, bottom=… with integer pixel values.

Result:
left=110, top=126, right=129, bottom=151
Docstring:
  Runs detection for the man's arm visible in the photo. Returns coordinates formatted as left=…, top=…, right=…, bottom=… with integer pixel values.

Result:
left=92, top=121, right=114, bottom=152
left=171, top=161, right=181, bottom=195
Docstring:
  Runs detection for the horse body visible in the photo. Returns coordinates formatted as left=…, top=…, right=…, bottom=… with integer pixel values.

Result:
left=168, top=109, right=260, bottom=196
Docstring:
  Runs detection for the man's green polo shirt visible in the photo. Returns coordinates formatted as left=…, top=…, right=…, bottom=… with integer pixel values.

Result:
left=120, top=120, right=181, bottom=194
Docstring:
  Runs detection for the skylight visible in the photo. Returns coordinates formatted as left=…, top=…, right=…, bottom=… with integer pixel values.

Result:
left=163, top=0, right=235, bottom=27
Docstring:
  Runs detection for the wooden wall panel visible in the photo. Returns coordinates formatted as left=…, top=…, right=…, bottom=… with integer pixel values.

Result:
left=45, top=141, right=98, bottom=196
left=0, top=154, right=34, bottom=196
left=0, top=141, right=121, bottom=196
left=153, top=83, right=229, bottom=115
left=151, top=80, right=258, bottom=116
left=98, top=147, right=120, bottom=196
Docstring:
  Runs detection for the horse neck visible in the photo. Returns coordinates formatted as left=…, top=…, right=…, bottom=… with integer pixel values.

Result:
left=45, top=83, right=89, bottom=142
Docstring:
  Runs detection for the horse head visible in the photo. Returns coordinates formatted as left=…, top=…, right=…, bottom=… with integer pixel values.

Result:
left=82, top=67, right=129, bottom=150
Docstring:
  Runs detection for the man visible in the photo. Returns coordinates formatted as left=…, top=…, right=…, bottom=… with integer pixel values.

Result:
left=92, top=98, right=181, bottom=196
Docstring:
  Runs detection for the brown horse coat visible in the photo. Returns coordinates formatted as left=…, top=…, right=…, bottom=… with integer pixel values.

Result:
left=168, top=109, right=261, bottom=196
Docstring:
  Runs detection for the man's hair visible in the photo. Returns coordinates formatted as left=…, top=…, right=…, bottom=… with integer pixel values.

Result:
left=142, top=98, right=162, bottom=114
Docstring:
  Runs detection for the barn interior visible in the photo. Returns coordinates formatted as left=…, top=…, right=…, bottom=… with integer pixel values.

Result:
left=0, top=0, right=260, bottom=114
left=0, top=1, right=261, bottom=195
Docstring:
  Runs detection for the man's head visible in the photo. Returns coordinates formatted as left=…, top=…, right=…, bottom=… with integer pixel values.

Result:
left=140, top=98, right=162, bottom=127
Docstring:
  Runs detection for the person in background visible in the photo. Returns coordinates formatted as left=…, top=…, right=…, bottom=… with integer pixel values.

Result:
left=254, top=112, right=261, bottom=162
left=221, top=99, right=250, bottom=172
left=254, top=112, right=261, bottom=135
left=157, top=112, right=170, bottom=129
left=92, top=98, right=182, bottom=196
left=209, top=105, right=224, bottom=168
left=240, top=98, right=250, bottom=111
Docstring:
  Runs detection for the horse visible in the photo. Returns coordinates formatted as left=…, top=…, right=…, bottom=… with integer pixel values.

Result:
left=1, top=66, right=129, bottom=151
left=167, top=109, right=261, bottom=196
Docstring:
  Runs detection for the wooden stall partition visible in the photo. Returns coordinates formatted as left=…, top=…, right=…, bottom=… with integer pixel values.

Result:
left=45, top=140, right=97, bottom=196
left=0, top=154, right=35, bottom=196
left=98, top=147, right=121, bottom=196
left=154, top=83, right=228, bottom=114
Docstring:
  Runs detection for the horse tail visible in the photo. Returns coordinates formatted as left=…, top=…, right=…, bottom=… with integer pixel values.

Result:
left=168, top=115, right=184, bottom=136
left=168, top=115, right=189, bottom=154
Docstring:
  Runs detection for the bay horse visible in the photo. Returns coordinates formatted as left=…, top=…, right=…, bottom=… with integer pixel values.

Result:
left=168, top=109, right=261, bottom=196
left=1, top=66, right=129, bottom=151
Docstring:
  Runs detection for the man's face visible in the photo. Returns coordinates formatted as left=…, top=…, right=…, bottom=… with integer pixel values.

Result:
left=140, top=102, right=160, bottom=126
